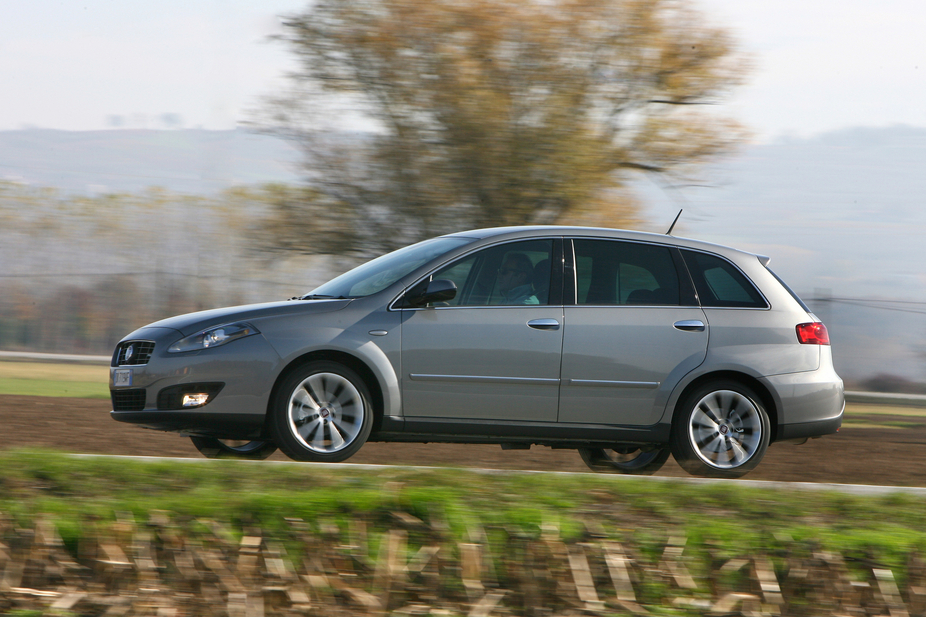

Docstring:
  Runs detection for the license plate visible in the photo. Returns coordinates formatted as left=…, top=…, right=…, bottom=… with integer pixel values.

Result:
left=113, top=369, right=133, bottom=387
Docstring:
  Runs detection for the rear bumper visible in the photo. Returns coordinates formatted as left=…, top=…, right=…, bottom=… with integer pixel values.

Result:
left=776, top=409, right=843, bottom=441
left=762, top=365, right=844, bottom=442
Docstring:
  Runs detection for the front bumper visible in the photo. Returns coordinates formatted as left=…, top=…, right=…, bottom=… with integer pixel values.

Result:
left=109, top=327, right=282, bottom=439
left=110, top=409, right=267, bottom=438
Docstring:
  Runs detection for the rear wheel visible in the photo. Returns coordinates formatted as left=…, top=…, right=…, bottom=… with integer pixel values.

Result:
left=670, top=381, right=770, bottom=478
left=190, top=437, right=277, bottom=460
left=579, top=446, right=670, bottom=475
left=269, top=361, right=373, bottom=462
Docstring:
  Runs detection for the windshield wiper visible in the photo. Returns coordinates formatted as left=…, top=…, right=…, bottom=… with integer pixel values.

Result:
left=298, top=294, right=350, bottom=300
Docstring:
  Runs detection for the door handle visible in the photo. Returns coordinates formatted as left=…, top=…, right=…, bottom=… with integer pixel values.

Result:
left=527, top=318, right=560, bottom=331
left=674, top=320, right=705, bottom=332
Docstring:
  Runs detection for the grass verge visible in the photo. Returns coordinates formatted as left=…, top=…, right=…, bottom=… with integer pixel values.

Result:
left=2, top=450, right=926, bottom=575
left=4, top=451, right=926, bottom=614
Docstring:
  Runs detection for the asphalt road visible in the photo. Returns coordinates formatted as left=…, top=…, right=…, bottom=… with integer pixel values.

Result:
left=4, top=394, right=926, bottom=487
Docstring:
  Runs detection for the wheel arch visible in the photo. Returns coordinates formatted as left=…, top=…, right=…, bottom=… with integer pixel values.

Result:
left=668, top=370, right=780, bottom=443
left=264, top=350, right=388, bottom=436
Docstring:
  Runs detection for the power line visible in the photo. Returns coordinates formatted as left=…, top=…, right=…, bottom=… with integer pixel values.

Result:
left=809, top=297, right=926, bottom=315
left=828, top=297, right=926, bottom=306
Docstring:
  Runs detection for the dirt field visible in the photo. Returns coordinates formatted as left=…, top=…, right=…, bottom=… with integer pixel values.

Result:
left=4, top=394, right=926, bottom=486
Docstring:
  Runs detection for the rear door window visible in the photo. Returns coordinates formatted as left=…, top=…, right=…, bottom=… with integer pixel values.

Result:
left=573, top=239, right=680, bottom=305
left=681, top=250, right=768, bottom=308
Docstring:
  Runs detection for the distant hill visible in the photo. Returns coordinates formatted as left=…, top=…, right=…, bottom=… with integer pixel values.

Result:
left=0, top=128, right=300, bottom=194
left=636, top=125, right=926, bottom=380
left=2, top=125, right=925, bottom=380
left=641, top=125, right=926, bottom=301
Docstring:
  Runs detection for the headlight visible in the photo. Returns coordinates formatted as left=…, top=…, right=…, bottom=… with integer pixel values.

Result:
left=168, top=322, right=260, bottom=353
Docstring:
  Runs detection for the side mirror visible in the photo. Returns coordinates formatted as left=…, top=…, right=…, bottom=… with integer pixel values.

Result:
left=405, top=279, right=457, bottom=307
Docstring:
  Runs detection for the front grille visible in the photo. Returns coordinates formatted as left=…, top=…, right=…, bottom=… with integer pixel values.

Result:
left=112, top=389, right=147, bottom=412
left=114, top=341, right=155, bottom=366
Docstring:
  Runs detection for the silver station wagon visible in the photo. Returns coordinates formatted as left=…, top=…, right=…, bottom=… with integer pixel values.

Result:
left=110, top=226, right=844, bottom=478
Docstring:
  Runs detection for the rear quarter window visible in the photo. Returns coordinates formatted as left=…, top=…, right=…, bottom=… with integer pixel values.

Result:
left=681, top=250, right=768, bottom=309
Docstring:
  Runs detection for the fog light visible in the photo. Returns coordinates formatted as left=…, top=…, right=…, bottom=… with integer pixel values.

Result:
left=157, top=383, right=224, bottom=410
left=182, top=393, right=211, bottom=408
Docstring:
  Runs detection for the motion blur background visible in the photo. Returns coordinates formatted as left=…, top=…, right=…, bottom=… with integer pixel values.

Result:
left=2, top=0, right=925, bottom=388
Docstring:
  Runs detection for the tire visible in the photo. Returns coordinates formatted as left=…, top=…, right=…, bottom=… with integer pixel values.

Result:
left=579, top=446, right=670, bottom=475
left=269, top=361, right=373, bottom=463
left=670, top=381, right=770, bottom=478
left=190, top=437, right=277, bottom=460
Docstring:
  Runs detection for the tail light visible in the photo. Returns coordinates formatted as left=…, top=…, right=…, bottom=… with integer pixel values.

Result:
left=796, top=322, right=830, bottom=345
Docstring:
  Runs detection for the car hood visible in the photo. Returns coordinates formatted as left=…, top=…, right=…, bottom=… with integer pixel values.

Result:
left=143, top=298, right=352, bottom=336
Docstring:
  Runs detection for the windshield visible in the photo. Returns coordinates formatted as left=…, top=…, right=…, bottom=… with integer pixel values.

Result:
left=306, top=236, right=475, bottom=299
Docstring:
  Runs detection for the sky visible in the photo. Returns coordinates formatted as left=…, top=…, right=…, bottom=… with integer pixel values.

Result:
left=2, top=0, right=925, bottom=142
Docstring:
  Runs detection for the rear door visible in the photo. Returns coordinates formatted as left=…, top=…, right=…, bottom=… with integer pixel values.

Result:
left=558, top=238, right=708, bottom=426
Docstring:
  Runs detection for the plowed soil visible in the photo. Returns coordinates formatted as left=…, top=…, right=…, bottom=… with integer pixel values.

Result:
left=4, top=394, right=926, bottom=486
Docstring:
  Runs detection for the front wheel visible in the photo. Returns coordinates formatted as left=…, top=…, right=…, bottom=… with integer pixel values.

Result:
left=579, top=446, right=670, bottom=475
left=670, top=381, right=770, bottom=478
left=190, top=437, right=277, bottom=460
left=269, top=361, right=373, bottom=463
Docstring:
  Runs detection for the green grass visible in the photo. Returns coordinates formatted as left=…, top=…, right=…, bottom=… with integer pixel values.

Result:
left=0, top=360, right=108, bottom=381
left=846, top=403, right=926, bottom=417
left=0, top=360, right=109, bottom=398
left=0, top=377, right=109, bottom=398
left=841, top=417, right=924, bottom=429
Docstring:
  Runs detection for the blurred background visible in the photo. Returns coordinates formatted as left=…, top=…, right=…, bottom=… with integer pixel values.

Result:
left=1, top=0, right=925, bottom=390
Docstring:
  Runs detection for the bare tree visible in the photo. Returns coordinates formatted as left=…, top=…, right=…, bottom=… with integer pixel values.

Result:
left=252, top=0, right=749, bottom=255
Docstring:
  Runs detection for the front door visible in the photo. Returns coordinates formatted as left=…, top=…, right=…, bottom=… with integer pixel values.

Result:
left=400, top=239, right=564, bottom=422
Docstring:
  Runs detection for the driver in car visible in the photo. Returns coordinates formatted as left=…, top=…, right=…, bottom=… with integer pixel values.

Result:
left=497, top=253, right=539, bottom=305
